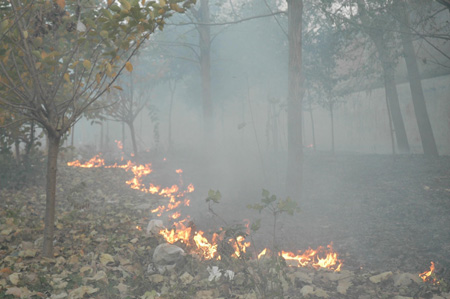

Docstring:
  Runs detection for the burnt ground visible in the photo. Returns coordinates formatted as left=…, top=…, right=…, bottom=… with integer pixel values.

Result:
left=173, top=152, right=450, bottom=275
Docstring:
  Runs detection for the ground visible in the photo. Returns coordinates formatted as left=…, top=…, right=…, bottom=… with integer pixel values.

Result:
left=0, top=151, right=449, bottom=298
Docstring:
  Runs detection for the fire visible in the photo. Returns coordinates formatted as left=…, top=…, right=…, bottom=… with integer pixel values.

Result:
left=115, top=140, right=123, bottom=150
left=420, top=261, right=437, bottom=283
left=193, top=231, right=219, bottom=260
left=160, top=221, right=192, bottom=244
left=67, top=154, right=105, bottom=168
left=230, top=235, right=251, bottom=258
left=257, top=243, right=342, bottom=272
left=67, top=143, right=345, bottom=269
left=171, top=211, right=181, bottom=220
left=258, top=248, right=267, bottom=259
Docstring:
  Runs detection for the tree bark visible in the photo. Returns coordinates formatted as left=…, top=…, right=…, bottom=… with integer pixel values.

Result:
left=43, top=133, right=61, bottom=258
left=198, top=0, right=213, bottom=142
left=398, top=2, right=439, bottom=157
left=286, top=0, right=303, bottom=199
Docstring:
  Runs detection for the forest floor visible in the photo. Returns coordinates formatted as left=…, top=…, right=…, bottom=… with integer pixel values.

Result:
left=0, top=151, right=450, bottom=298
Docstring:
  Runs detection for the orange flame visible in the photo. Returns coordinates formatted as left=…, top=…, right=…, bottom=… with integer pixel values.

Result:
left=280, top=243, right=342, bottom=271
left=115, top=140, right=123, bottom=150
left=171, top=211, right=181, bottom=220
left=160, top=221, right=192, bottom=244
left=258, top=248, right=268, bottom=259
left=67, top=154, right=105, bottom=168
left=193, top=231, right=218, bottom=260
left=68, top=150, right=345, bottom=269
left=420, top=261, right=437, bottom=283
left=230, top=235, right=251, bottom=258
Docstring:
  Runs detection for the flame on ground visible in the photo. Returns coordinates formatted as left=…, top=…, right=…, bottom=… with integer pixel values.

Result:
left=68, top=144, right=344, bottom=270
left=258, top=243, right=342, bottom=272
left=420, top=261, right=438, bottom=283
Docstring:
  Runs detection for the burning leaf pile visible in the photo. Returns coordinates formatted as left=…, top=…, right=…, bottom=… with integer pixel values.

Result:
left=67, top=149, right=343, bottom=272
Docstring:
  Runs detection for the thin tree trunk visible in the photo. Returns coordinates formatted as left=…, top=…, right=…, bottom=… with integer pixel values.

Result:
left=100, top=122, right=104, bottom=152
left=70, top=124, right=74, bottom=147
left=330, top=101, right=335, bottom=155
left=198, top=0, right=213, bottom=142
left=286, top=0, right=303, bottom=199
left=381, top=61, right=410, bottom=153
left=128, top=122, right=138, bottom=159
left=24, top=121, right=35, bottom=167
left=398, top=2, right=438, bottom=157
left=14, top=139, right=20, bottom=164
left=371, top=32, right=410, bottom=153
left=384, top=82, right=397, bottom=156
left=168, top=80, right=177, bottom=151
left=122, top=122, right=125, bottom=152
left=309, top=102, right=316, bottom=151
left=43, top=133, right=61, bottom=258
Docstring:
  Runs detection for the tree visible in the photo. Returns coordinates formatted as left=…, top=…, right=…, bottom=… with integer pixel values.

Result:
left=397, top=0, right=439, bottom=157
left=354, top=0, right=410, bottom=153
left=304, top=20, right=347, bottom=155
left=0, top=0, right=195, bottom=257
left=104, top=72, right=146, bottom=158
left=286, top=0, right=303, bottom=199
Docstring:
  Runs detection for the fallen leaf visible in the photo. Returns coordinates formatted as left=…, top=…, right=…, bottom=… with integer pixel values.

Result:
left=55, top=0, right=65, bottom=9
left=68, top=285, right=99, bottom=299
left=5, top=286, right=22, bottom=297
left=20, top=249, right=37, bottom=258
left=0, top=267, right=13, bottom=275
left=114, top=282, right=128, bottom=294
left=8, top=273, right=20, bottom=285
left=99, top=253, right=114, bottom=266
left=1, top=228, right=13, bottom=235
left=67, top=255, right=79, bottom=265
left=87, top=270, right=107, bottom=282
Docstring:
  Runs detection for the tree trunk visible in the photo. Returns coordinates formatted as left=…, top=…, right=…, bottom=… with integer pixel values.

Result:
left=381, top=61, right=410, bottom=153
left=71, top=124, right=74, bottom=147
left=198, top=0, right=213, bottom=142
left=398, top=3, right=439, bottom=157
left=168, top=80, right=177, bottom=151
left=383, top=82, right=397, bottom=156
left=128, top=121, right=138, bottom=159
left=286, top=0, right=303, bottom=199
left=43, top=133, right=61, bottom=258
left=24, top=120, right=35, bottom=167
left=330, top=101, right=335, bottom=155
left=14, top=139, right=20, bottom=164
left=371, top=32, right=410, bottom=153
left=100, top=122, right=104, bottom=152
left=122, top=122, right=125, bottom=152
left=309, top=102, right=316, bottom=151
